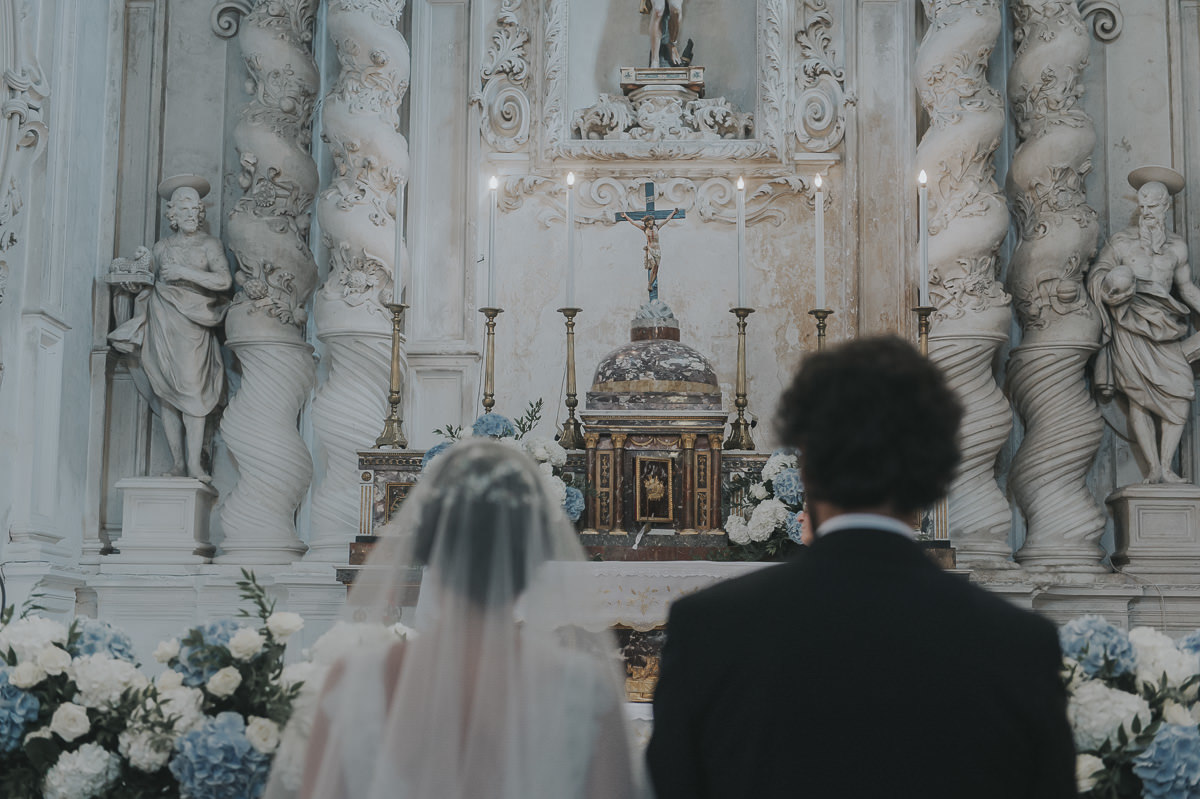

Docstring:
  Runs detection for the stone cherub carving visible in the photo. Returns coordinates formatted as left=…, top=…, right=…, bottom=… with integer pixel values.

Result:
left=1088, top=167, right=1199, bottom=484
left=108, top=176, right=232, bottom=482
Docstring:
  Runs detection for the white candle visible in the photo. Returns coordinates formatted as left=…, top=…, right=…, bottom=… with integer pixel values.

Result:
left=736, top=176, right=746, bottom=307
left=488, top=175, right=498, bottom=307
left=566, top=172, right=576, bottom=307
left=814, top=174, right=825, bottom=310
left=393, top=181, right=405, bottom=304
left=918, top=170, right=929, bottom=307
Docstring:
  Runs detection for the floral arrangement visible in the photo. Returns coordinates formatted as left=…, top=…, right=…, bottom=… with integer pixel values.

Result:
left=723, top=448, right=804, bottom=559
left=1060, top=615, right=1200, bottom=798
left=427, top=399, right=587, bottom=523
left=0, top=570, right=308, bottom=799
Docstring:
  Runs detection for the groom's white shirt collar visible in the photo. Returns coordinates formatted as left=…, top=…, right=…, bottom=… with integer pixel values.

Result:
left=816, top=513, right=916, bottom=540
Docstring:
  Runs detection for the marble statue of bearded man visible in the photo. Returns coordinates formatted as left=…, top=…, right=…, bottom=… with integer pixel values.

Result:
left=1088, top=168, right=1199, bottom=484
left=109, top=177, right=231, bottom=482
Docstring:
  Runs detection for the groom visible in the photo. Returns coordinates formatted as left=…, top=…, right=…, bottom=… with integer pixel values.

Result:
left=647, top=336, right=1076, bottom=799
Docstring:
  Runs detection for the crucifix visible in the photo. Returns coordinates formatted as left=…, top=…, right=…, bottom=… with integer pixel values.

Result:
left=615, top=182, right=685, bottom=302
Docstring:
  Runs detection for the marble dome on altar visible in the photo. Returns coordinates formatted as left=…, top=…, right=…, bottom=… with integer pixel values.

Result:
left=3, top=0, right=1200, bottom=673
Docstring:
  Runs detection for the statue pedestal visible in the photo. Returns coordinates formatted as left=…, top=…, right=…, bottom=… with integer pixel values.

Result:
left=1108, top=484, right=1200, bottom=579
left=112, top=477, right=217, bottom=564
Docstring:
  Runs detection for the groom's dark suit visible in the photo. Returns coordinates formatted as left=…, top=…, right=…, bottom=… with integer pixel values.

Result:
left=647, top=523, right=1077, bottom=799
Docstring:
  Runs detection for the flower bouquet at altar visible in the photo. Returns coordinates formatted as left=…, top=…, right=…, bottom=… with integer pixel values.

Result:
left=723, top=448, right=804, bottom=559
left=426, top=400, right=586, bottom=524
left=1061, top=615, right=1200, bottom=798
left=0, top=609, right=156, bottom=798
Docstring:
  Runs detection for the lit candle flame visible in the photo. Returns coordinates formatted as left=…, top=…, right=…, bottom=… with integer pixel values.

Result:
left=567, top=172, right=575, bottom=186
left=489, top=175, right=499, bottom=190
left=814, top=174, right=823, bottom=189
left=918, top=170, right=927, bottom=186
left=736, top=176, right=745, bottom=191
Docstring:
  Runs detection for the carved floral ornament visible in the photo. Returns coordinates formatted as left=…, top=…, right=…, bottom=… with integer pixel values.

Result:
left=475, top=0, right=847, bottom=224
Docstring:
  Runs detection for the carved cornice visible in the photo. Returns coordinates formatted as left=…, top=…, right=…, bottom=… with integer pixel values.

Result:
left=793, top=0, right=850, bottom=152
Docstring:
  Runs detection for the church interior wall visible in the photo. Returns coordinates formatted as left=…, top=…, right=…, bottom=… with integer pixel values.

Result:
left=1, top=0, right=1200, bottom=658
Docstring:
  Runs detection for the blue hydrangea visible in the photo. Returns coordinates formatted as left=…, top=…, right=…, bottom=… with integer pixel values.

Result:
left=1059, top=615, right=1137, bottom=680
left=70, top=618, right=137, bottom=663
left=174, top=618, right=242, bottom=687
left=0, top=667, right=40, bottom=754
left=563, top=486, right=585, bottom=522
left=1132, top=724, right=1200, bottom=799
left=170, top=712, right=272, bottom=799
left=772, top=468, right=804, bottom=507
left=471, top=413, right=516, bottom=439
left=1177, top=629, right=1200, bottom=657
left=785, top=512, right=805, bottom=545
left=421, top=441, right=452, bottom=471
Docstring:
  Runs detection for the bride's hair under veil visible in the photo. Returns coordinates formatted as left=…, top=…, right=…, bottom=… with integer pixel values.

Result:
left=266, top=437, right=643, bottom=799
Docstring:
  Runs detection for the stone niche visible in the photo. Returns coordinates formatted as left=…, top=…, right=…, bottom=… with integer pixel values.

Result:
left=581, top=302, right=727, bottom=535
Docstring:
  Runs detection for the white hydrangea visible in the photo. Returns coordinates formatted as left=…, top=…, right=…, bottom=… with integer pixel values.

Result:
left=542, top=474, right=567, bottom=509
left=10, top=660, right=46, bottom=689
left=206, top=666, right=242, bottom=698
left=228, top=627, right=265, bottom=661
left=266, top=612, right=304, bottom=641
left=118, top=726, right=170, bottom=772
left=0, top=616, right=68, bottom=663
left=1068, top=680, right=1153, bottom=752
left=524, top=437, right=567, bottom=468
left=749, top=483, right=769, bottom=501
left=1128, top=626, right=1200, bottom=694
left=1061, top=657, right=1084, bottom=693
left=152, top=638, right=180, bottom=664
left=72, top=654, right=148, bottom=709
left=158, top=686, right=205, bottom=735
left=1076, top=753, right=1105, bottom=794
left=246, top=716, right=281, bottom=754
left=50, top=702, right=91, bottom=742
left=761, top=452, right=797, bottom=483
left=42, top=742, right=121, bottom=799
left=725, top=515, right=751, bottom=545
left=37, top=645, right=72, bottom=677
left=748, top=499, right=790, bottom=542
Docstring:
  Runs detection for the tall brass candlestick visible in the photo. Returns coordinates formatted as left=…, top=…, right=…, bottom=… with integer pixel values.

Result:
left=727, top=307, right=756, bottom=451
left=479, top=307, right=503, bottom=413
left=808, top=308, right=833, bottom=351
left=557, top=307, right=584, bottom=449
left=374, top=302, right=410, bottom=449
left=913, top=305, right=935, bottom=357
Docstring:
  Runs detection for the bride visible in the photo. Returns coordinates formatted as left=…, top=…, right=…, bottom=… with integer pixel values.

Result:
left=266, top=438, right=644, bottom=799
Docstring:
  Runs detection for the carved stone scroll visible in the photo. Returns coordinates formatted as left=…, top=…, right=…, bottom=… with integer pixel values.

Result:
left=916, top=0, right=1015, bottom=567
left=793, top=0, right=850, bottom=153
left=218, top=0, right=320, bottom=564
left=307, top=0, right=409, bottom=561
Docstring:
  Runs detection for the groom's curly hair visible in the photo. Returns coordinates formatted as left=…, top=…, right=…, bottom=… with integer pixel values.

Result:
left=776, top=336, right=962, bottom=515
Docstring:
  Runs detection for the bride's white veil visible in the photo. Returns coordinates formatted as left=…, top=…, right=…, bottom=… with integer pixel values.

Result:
left=267, top=438, right=642, bottom=799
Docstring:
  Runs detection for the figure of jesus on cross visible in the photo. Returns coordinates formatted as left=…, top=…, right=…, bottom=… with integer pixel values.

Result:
left=616, top=182, right=685, bottom=302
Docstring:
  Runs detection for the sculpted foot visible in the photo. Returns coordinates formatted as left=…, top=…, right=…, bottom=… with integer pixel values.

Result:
left=1143, top=469, right=1164, bottom=484
left=164, top=464, right=186, bottom=478
left=1161, top=468, right=1187, bottom=484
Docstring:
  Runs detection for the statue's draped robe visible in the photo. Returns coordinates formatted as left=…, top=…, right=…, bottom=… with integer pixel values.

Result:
left=1088, top=231, right=1194, bottom=425
left=109, top=236, right=227, bottom=417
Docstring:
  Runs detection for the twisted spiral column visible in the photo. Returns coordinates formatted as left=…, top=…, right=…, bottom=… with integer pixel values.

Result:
left=1006, top=0, right=1106, bottom=570
left=218, top=0, right=320, bottom=563
left=916, top=0, right=1014, bottom=567
left=307, top=0, right=410, bottom=561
